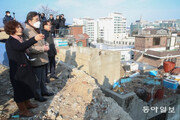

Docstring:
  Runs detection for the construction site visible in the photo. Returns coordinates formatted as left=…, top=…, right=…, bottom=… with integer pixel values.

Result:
left=0, top=24, right=180, bottom=120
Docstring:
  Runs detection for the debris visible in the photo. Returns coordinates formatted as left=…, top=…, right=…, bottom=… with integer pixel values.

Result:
left=134, top=88, right=151, bottom=102
left=149, top=70, right=158, bottom=76
left=129, top=72, right=140, bottom=78
left=11, top=115, right=20, bottom=119
left=163, top=61, right=175, bottom=73
left=0, top=63, right=132, bottom=120
left=154, top=87, right=164, bottom=100
left=163, top=79, right=179, bottom=90
left=171, top=68, right=180, bottom=75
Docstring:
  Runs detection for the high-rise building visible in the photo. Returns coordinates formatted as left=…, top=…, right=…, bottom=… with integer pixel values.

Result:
left=130, top=19, right=180, bottom=36
left=73, top=12, right=134, bottom=46
left=97, top=12, right=128, bottom=45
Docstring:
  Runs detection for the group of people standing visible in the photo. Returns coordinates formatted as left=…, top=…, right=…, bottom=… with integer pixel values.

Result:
left=1, top=11, right=63, bottom=117
left=39, top=13, right=66, bottom=37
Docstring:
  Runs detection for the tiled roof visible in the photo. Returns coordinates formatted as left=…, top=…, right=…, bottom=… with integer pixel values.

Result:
left=146, top=50, right=180, bottom=57
left=74, top=33, right=89, bottom=40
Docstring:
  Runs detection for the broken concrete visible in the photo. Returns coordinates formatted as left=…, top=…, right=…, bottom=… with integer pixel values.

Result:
left=56, top=46, right=122, bottom=88
left=102, top=87, right=179, bottom=120
left=0, top=62, right=132, bottom=120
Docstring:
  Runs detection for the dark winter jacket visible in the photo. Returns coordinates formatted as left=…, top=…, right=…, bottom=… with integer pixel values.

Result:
left=3, top=15, right=13, bottom=25
left=0, top=39, right=7, bottom=43
left=59, top=18, right=66, bottom=28
left=48, top=18, right=55, bottom=32
left=42, top=30, right=57, bottom=57
left=5, top=36, right=37, bottom=102
left=55, top=18, right=60, bottom=29
left=40, top=16, right=47, bottom=31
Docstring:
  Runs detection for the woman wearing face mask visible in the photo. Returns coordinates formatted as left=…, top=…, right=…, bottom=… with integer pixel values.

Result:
left=23, top=11, right=54, bottom=102
left=4, top=20, right=45, bottom=117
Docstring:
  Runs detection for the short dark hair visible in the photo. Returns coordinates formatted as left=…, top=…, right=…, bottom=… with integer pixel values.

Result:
left=41, top=13, right=45, bottom=16
left=42, top=20, right=51, bottom=28
left=6, top=11, right=10, bottom=14
left=26, top=11, right=38, bottom=22
left=4, top=20, right=23, bottom=35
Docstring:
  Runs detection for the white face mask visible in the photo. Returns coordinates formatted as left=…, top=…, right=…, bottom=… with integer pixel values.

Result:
left=7, top=14, right=10, bottom=16
left=33, top=21, right=41, bottom=28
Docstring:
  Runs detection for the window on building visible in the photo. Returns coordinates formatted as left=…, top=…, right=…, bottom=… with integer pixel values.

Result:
left=125, top=42, right=127, bottom=45
left=153, top=37, right=160, bottom=45
left=131, top=54, right=134, bottom=59
left=129, top=42, right=131, bottom=45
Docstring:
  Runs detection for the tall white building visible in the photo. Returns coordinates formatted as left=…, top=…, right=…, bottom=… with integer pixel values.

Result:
left=73, top=12, right=135, bottom=46
left=97, top=17, right=114, bottom=44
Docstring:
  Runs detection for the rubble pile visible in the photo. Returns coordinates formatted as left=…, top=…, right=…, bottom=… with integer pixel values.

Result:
left=112, top=68, right=179, bottom=104
left=0, top=65, right=16, bottom=119
left=0, top=63, right=132, bottom=120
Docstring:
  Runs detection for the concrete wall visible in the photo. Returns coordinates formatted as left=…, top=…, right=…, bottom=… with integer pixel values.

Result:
left=102, top=88, right=179, bottom=120
left=56, top=46, right=122, bottom=88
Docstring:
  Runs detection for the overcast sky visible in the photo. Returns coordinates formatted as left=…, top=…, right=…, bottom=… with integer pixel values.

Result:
left=0, top=0, right=180, bottom=26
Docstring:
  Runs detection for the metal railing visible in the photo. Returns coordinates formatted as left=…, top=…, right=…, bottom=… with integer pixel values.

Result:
left=54, top=28, right=69, bottom=38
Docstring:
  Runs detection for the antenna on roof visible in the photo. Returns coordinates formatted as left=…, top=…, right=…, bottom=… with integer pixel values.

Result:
left=140, top=15, right=142, bottom=22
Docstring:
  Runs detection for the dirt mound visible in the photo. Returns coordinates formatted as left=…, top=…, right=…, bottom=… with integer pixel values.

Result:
left=0, top=63, right=132, bottom=120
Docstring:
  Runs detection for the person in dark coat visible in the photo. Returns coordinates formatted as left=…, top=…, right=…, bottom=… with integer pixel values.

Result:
left=48, top=14, right=56, bottom=37
left=55, top=15, right=60, bottom=29
left=3, top=11, right=14, bottom=25
left=42, top=20, right=58, bottom=81
left=59, top=14, right=66, bottom=37
left=40, top=13, right=47, bottom=31
left=0, top=39, right=7, bottom=43
left=59, top=14, right=66, bottom=28
left=4, top=20, right=45, bottom=117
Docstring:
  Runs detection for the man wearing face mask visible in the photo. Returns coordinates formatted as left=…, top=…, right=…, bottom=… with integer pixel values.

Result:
left=3, top=11, right=14, bottom=25
left=23, top=11, right=54, bottom=102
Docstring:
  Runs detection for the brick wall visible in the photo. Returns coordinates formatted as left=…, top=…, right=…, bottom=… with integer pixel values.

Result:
left=135, top=37, right=146, bottom=51
left=69, top=26, right=83, bottom=36
left=135, top=36, right=167, bottom=51
left=145, top=36, right=167, bottom=49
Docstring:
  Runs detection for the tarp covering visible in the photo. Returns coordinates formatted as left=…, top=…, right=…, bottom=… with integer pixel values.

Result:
left=0, top=43, right=9, bottom=66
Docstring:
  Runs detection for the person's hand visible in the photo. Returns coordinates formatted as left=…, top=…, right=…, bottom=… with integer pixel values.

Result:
left=44, top=45, right=49, bottom=51
left=35, top=34, right=44, bottom=41
left=45, top=42, right=49, bottom=46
